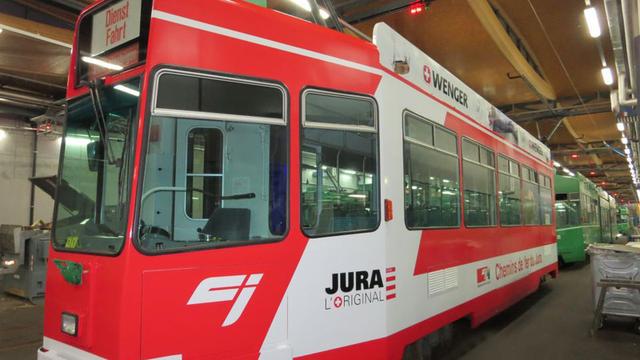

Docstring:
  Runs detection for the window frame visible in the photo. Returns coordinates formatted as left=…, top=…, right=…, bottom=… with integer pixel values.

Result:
left=51, top=75, right=143, bottom=257
left=538, top=173, right=553, bottom=226
left=497, top=154, right=523, bottom=228
left=299, top=87, right=381, bottom=238
left=520, top=164, right=541, bottom=226
left=184, top=126, right=225, bottom=220
left=402, top=109, right=461, bottom=230
left=151, top=68, right=288, bottom=126
left=461, top=137, right=497, bottom=228
left=133, top=66, right=290, bottom=256
left=301, top=88, right=378, bottom=133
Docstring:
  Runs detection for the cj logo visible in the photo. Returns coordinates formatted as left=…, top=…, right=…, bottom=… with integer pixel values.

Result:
left=423, top=65, right=432, bottom=84
left=188, top=274, right=263, bottom=326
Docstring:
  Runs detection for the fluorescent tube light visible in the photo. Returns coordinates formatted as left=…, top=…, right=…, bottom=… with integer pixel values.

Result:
left=601, top=67, right=613, bottom=85
left=584, top=7, right=601, bottom=38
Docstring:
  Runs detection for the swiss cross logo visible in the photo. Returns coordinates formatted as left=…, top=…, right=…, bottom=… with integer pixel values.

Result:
left=188, top=274, right=263, bottom=327
left=423, top=65, right=432, bottom=84
left=476, top=266, right=491, bottom=286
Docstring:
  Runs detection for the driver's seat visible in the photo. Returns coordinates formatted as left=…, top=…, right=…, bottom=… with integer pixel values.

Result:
left=201, top=208, right=251, bottom=241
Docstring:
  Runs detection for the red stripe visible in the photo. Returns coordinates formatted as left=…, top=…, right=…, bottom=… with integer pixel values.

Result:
left=386, top=267, right=396, bottom=273
left=386, top=293, right=396, bottom=300
left=386, top=284, right=396, bottom=291
left=386, top=276, right=396, bottom=282
left=414, top=228, right=555, bottom=275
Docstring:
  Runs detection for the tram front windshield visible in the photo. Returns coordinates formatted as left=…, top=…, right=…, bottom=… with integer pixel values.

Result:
left=52, top=78, right=140, bottom=254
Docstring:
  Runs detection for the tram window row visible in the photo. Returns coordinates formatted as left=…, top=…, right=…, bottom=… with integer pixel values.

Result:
left=140, top=70, right=553, bottom=251
left=300, top=89, right=553, bottom=237
left=402, top=112, right=552, bottom=231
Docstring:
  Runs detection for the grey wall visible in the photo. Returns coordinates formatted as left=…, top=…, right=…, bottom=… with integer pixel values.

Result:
left=0, top=119, right=60, bottom=226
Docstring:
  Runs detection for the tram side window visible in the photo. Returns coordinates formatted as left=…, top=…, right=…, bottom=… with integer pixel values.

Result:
left=301, top=90, right=379, bottom=236
left=498, top=156, right=521, bottom=226
left=580, top=193, right=598, bottom=225
left=555, top=193, right=580, bottom=228
left=462, top=139, right=496, bottom=226
left=403, top=113, right=460, bottom=228
left=138, top=71, right=288, bottom=253
left=522, top=166, right=540, bottom=225
left=539, top=175, right=552, bottom=225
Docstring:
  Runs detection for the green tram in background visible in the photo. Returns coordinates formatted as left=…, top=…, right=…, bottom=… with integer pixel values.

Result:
left=617, top=206, right=631, bottom=236
left=554, top=173, right=617, bottom=263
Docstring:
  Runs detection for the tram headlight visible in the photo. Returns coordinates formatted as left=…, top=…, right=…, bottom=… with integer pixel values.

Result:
left=61, top=313, right=78, bottom=336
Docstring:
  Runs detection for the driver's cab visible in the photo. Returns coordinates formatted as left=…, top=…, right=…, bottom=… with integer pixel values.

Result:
left=138, top=69, right=288, bottom=253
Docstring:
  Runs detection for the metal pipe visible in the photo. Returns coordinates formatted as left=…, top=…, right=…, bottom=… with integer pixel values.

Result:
left=621, top=0, right=636, bottom=94
left=338, top=18, right=372, bottom=42
left=0, top=24, right=71, bottom=49
left=618, top=0, right=637, bottom=106
left=0, top=71, right=66, bottom=90
left=0, top=89, right=57, bottom=108
left=0, top=98, right=46, bottom=110
left=28, top=130, right=37, bottom=225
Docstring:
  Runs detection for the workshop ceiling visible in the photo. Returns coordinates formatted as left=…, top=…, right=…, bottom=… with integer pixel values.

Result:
left=338, top=0, right=630, bottom=201
left=0, top=0, right=632, bottom=201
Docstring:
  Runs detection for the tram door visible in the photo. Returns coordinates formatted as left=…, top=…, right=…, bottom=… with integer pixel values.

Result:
left=173, top=120, right=225, bottom=241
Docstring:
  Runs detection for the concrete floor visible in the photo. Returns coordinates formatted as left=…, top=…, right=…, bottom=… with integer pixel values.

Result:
left=447, top=262, right=640, bottom=360
left=0, top=263, right=639, bottom=360
left=0, top=277, right=43, bottom=360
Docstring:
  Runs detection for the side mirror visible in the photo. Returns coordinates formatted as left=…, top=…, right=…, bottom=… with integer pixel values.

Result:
left=86, top=141, right=102, bottom=172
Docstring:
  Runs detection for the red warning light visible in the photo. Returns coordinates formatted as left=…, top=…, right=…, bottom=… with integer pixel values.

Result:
left=601, top=181, right=606, bottom=186
left=409, top=2, right=425, bottom=15
left=571, top=154, right=579, bottom=159
left=589, top=171, right=596, bottom=176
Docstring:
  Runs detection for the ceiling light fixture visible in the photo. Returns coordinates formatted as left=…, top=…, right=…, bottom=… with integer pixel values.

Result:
left=622, top=136, right=629, bottom=145
left=601, top=67, right=614, bottom=85
left=617, top=122, right=625, bottom=131
left=410, top=2, right=426, bottom=15
left=553, top=161, right=561, bottom=167
left=584, top=7, right=601, bottom=38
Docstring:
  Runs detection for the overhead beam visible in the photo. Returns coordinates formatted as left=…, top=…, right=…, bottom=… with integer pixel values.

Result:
left=507, top=101, right=612, bottom=122
left=467, top=0, right=556, bottom=100
left=558, top=117, right=603, bottom=167
left=12, top=0, right=77, bottom=25
left=46, top=0, right=87, bottom=12
left=0, top=13, right=73, bottom=48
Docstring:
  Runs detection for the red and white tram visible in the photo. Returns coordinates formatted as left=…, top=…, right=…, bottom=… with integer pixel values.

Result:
left=39, top=0, right=557, bottom=359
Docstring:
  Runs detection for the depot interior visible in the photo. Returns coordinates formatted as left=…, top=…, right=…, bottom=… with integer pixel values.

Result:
left=1, top=0, right=640, bottom=359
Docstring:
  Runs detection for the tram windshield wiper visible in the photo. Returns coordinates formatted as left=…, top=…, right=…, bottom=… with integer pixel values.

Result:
left=80, top=79, right=117, bottom=166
